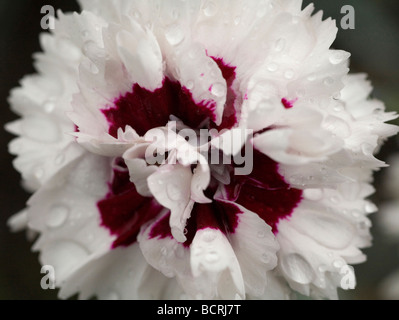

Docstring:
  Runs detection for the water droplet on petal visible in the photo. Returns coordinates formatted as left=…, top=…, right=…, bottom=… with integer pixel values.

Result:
left=257, top=230, right=266, bottom=238
left=186, top=80, right=194, bottom=90
left=267, top=63, right=278, bottom=72
left=284, top=69, right=294, bottom=79
left=234, top=16, right=241, bottom=25
left=333, top=259, right=345, bottom=269
left=46, top=204, right=69, bottom=228
left=203, top=1, right=217, bottom=17
left=303, top=189, right=324, bottom=201
left=211, top=83, right=227, bottom=97
left=165, top=24, right=185, bottom=46
left=161, top=246, right=168, bottom=256
left=43, top=100, right=55, bottom=113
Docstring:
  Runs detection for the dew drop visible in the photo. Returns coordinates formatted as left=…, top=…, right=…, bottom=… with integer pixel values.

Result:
left=211, top=83, right=227, bottom=97
left=165, top=24, right=185, bottom=46
left=307, top=74, right=316, bottom=82
left=161, top=246, right=168, bottom=256
left=284, top=69, right=294, bottom=79
left=43, top=100, right=56, bottom=113
left=267, top=63, right=278, bottom=72
left=46, top=204, right=69, bottom=228
left=257, top=230, right=266, bottom=238
left=203, top=1, right=217, bottom=17
left=186, top=80, right=194, bottom=90
left=234, top=16, right=241, bottom=25
left=303, top=189, right=324, bottom=201
left=333, top=259, right=344, bottom=269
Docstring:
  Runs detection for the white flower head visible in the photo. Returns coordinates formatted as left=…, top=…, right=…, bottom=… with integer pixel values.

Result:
left=6, top=0, right=398, bottom=300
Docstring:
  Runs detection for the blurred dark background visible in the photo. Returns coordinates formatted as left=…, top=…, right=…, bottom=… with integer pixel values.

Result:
left=0, top=0, right=398, bottom=300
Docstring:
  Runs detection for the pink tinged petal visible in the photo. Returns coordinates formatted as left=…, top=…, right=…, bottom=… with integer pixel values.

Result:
left=190, top=228, right=245, bottom=300
left=116, top=19, right=163, bottom=91
left=147, top=164, right=194, bottom=243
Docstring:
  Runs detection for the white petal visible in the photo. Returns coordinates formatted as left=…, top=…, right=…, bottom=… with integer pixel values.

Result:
left=147, top=164, right=193, bottom=243
left=116, top=19, right=163, bottom=91
left=190, top=228, right=245, bottom=300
